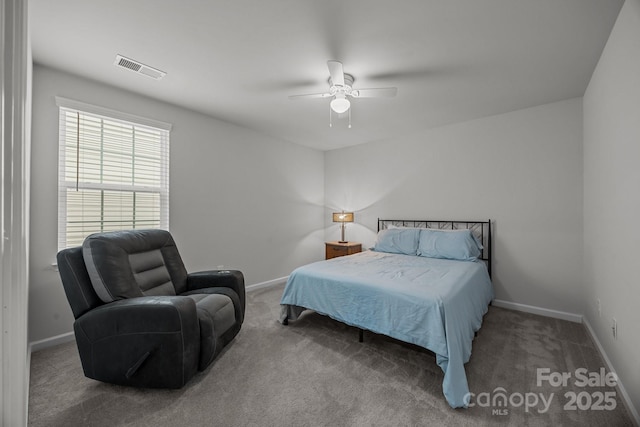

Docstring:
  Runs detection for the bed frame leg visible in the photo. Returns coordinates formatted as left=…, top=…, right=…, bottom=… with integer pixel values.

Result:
left=359, top=329, right=364, bottom=342
left=283, top=317, right=288, bottom=326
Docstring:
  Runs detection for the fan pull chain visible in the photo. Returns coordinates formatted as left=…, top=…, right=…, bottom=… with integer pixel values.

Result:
left=329, top=105, right=332, bottom=128
left=348, top=108, right=352, bottom=129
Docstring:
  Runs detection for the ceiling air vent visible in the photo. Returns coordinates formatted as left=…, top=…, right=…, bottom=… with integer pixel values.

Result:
left=114, top=54, right=166, bottom=80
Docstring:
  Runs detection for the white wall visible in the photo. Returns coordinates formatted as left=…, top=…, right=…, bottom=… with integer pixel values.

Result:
left=325, top=98, right=584, bottom=315
left=29, top=65, right=325, bottom=343
left=583, top=0, right=640, bottom=416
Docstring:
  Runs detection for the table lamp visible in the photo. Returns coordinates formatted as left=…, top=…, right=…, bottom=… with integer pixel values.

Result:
left=332, top=211, right=354, bottom=243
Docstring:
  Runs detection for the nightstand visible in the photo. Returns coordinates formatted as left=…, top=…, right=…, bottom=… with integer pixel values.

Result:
left=325, top=241, right=362, bottom=260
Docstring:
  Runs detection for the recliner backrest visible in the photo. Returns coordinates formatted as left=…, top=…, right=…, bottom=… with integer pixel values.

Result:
left=57, top=246, right=104, bottom=319
left=82, top=229, right=189, bottom=303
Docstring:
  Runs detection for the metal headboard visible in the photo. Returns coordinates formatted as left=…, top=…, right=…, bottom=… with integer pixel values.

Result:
left=377, top=219, right=492, bottom=278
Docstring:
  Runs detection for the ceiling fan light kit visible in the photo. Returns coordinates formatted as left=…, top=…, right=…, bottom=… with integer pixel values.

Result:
left=290, top=60, right=397, bottom=128
left=330, top=94, right=350, bottom=114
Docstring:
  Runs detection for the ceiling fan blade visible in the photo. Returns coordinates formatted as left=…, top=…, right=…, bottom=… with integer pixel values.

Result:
left=288, top=92, right=332, bottom=100
left=352, top=87, right=398, bottom=98
left=327, top=60, right=344, bottom=87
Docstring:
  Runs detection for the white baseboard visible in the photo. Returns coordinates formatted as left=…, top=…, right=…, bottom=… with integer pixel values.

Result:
left=29, top=331, right=75, bottom=352
left=492, top=299, right=583, bottom=323
left=583, top=318, right=640, bottom=426
left=246, top=276, right=288, bottom=292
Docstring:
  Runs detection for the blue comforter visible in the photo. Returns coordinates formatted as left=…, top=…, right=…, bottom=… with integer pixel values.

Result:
left=279, top=250, right=494, bottom=408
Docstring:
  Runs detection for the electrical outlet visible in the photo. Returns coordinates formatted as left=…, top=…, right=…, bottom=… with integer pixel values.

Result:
left=597, top=299, right=601, bottom=317
left=611, top=318, right=617, bottom=340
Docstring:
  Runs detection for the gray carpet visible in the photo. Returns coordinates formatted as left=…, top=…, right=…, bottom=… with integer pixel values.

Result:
left=29, top=284, right=635, bottom=426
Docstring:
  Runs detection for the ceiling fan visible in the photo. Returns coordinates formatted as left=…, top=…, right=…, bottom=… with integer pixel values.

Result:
left=289, top=61, right=397, bottom=127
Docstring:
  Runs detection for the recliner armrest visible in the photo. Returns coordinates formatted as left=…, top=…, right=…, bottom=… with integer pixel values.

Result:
left=73, top=296, right=201, bottom=388
left=75, top=296, right=199, bottom=339
left=187, top=270, right=245, bottom=312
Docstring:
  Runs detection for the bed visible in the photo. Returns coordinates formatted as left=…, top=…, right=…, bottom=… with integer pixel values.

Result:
left=279, top=219, right=494, bottom=408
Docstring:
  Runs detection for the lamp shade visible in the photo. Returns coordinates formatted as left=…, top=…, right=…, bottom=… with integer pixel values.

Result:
left=332, top=212, right=354, bottom=223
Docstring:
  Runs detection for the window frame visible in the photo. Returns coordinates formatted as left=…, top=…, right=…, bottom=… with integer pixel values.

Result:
left=56, top=97, right=172, bottom=250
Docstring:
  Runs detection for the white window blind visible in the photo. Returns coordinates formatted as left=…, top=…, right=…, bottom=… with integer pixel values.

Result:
left=57, top=98, right=171, bottom=249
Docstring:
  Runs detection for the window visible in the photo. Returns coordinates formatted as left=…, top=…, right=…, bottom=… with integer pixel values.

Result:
left=57, top=97, right=171, bottom=249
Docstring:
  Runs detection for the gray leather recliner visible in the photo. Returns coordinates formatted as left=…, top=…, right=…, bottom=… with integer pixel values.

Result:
left=57, top=229, right=245, bottom=388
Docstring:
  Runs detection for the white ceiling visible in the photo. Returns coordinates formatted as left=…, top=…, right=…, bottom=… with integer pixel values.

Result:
left=29, top=0, right=623, bottom=151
